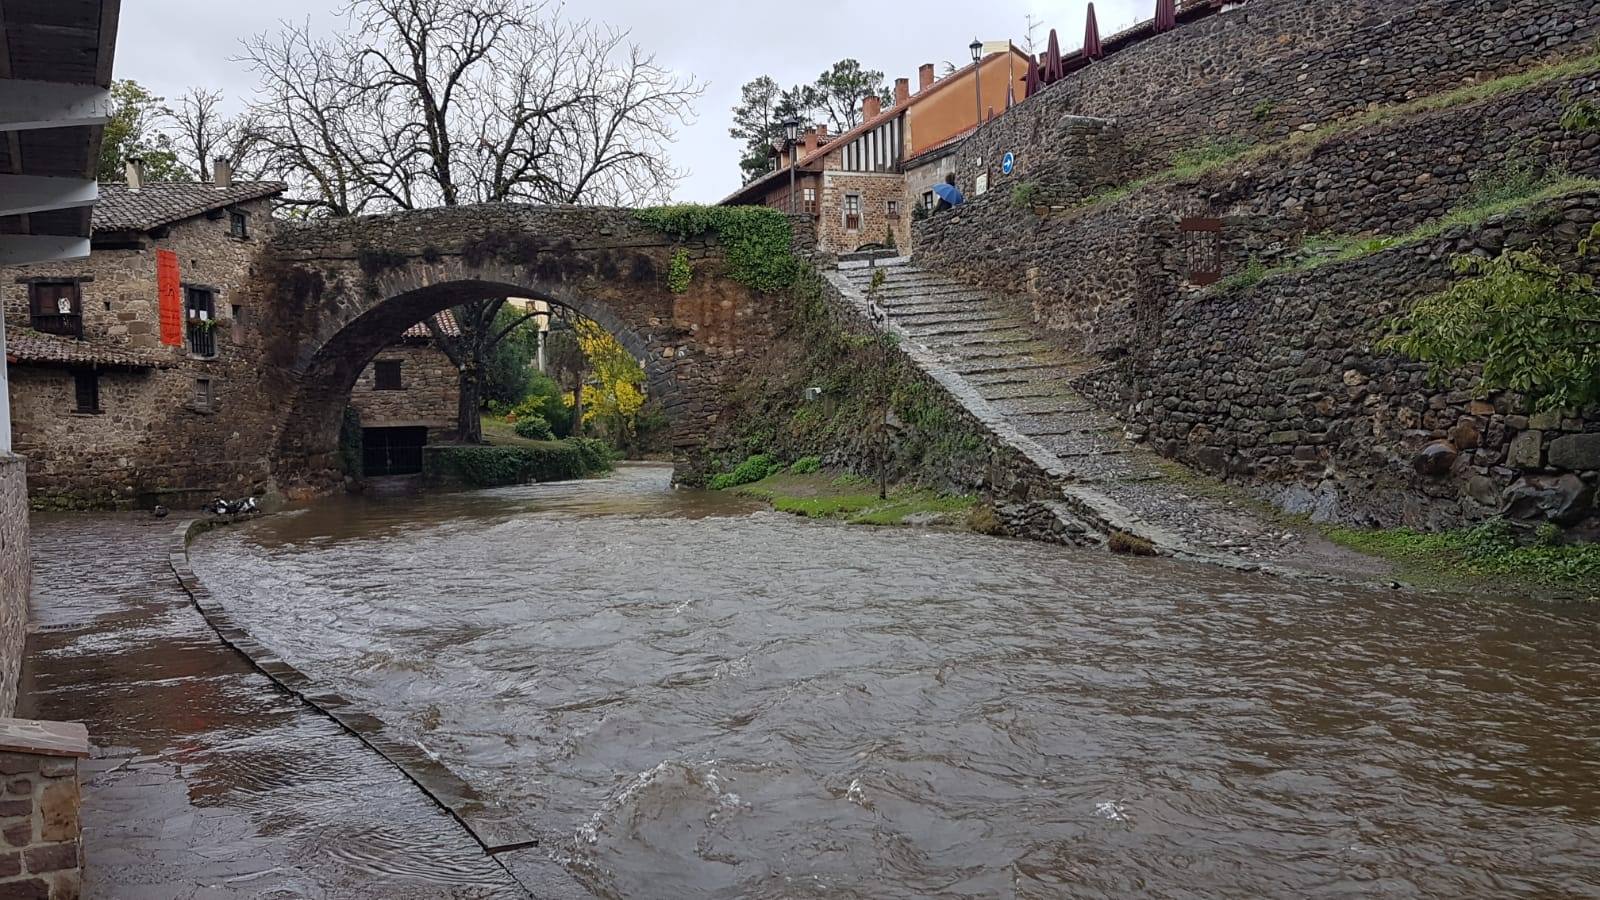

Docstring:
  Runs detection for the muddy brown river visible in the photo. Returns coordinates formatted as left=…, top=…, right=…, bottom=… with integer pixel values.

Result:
left=188, top=463, right=1600, bottom=899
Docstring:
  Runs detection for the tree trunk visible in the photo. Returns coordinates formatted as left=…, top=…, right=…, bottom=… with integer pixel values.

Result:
left=571, top=377, right=585, bottom=437
left=457, top=360, right=482, bottom=443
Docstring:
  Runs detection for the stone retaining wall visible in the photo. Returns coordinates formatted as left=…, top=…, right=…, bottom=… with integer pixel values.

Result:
left=0, top=456, right=26, bottom=715
left=956, top=0, right=1599, bottom=199
left=1110, top=194, right=1600, bottom=529
left=918, top=69, right=1600, bottom=355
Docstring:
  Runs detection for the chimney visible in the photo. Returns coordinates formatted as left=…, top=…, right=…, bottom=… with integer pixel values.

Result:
left=213, top=159, right=233, bottom=189
left=862, top=95, right=882, bottom=120
left=818, top=123, right=828, bottom=138
left=894, top=77, right=910, bottom=106
left=802, top=127, right=818, bottom=154
left=125, top=157, right=145, bottom=192
left=918, top=63, right=935, bottom=92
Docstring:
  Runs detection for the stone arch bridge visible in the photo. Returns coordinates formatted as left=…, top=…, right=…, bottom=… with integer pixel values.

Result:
left=247, top=204, right=792, bottom=492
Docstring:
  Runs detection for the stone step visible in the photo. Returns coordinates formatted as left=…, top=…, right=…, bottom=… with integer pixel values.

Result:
left=1031, top=429, right=1133, bottom=458
left=977, top=380, right=1077, bottom=401
left=988, top=396, right=1094, bottom=416
left=1059, top=452, right=1170, bottom=484
left=893, top=309, right=1014, bottom=327
left=1010, top=411, right=1124, bottom=437
left=951, top=354, right=1071, bottom=376
left=964, top=365, right=1078, bottom=386
left=949, top=341, right=1061, bottom=361
left=918, top=329, right=1041, bottom=350
left=879, top=290, right=992, bottom=307
left=901, top=319, right=1031, bottom=338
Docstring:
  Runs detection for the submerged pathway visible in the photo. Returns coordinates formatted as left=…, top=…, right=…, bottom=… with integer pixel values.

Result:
left=836, top=259, right=1384, bottom=578
left=20, top=513, right=526, bottom=899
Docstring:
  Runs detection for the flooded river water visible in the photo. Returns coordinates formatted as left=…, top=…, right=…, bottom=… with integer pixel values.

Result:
left=189, top=464, right=1600, bottom=898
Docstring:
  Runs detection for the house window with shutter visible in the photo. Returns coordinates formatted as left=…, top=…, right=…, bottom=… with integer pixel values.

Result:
left=194, top=378, right=215, bottom=412
left=72, top=369, right=100, bottom=413
left=186, top=287, right=218, bottom=358
left=30, top=281, right=83, bottom=337
left=843, top=194, right=861, bottom=231
left=374, top=360, right=404, bottom=391
left=229, top=210, right=249, bottom=239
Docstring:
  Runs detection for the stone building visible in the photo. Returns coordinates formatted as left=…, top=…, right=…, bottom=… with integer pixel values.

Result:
left=720, top=47, right=1032, bottom=254
left=2, top=167, right=285, bottom=507
left=349, top=311, right=462, bottom=476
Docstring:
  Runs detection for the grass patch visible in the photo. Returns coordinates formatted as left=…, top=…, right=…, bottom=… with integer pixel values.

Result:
left=1077, top=48, right=1600, bottom=211
left=1108, top=530, right=1157, bottom=556
left=733, top=471, right=977, bottom=528
left=1326, top=519, right=1600, bottom=593
left=424, top=440, right=613, bottom=487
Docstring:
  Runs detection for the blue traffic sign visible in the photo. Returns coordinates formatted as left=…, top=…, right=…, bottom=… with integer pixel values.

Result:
left=1001, top=152, right=1015, bottom=175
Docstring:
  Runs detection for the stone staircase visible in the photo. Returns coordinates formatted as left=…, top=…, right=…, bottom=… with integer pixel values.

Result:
left=831, top=258, right=1385, bottom=578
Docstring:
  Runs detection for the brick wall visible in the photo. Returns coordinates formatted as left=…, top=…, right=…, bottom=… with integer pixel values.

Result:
left=1, top=197, right=279, bottom=507
left=348, top=342, right=459, bottom=440
left=0, top=456, right=26, bottom=714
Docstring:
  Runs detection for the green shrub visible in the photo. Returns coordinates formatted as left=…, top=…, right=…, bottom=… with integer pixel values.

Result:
left=1010, top=180, right=1039, bottom=209
left=1216, top=257, right=1268, bottom=292
left=634, top=205, right=798, bottom=293
left=1559, top=93, right=1600, bottom=132
left=509, top=373, right=572, bottom=436
left=708, top=453, right=782, bottom=490
left=513, top=414, right=554, bottom=440
left=1251, top=100, right=1276, bottom=123
left=789, top=455, right=822, bottom=474
left=425, top=439, right=613, bottom=487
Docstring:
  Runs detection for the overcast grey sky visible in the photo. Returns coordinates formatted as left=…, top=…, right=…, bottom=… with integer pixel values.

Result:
left=116, top=0, right=1145, bottom=204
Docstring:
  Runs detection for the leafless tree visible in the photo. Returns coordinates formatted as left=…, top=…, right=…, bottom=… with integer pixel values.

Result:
left=164, top=87, right=260, bottom=181
left=240, top=0, right=701, bottom=441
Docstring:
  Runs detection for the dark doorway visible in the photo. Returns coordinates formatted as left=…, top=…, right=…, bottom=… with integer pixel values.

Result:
left=362, top=426, right=428, bottom=476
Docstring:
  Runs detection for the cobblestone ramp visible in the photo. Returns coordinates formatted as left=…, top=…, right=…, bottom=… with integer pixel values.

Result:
left=833, top=258, right=1388, bottom=578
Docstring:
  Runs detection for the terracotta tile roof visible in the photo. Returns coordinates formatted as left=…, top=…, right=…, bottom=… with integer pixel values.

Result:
left=4, top=332, right=169, bottom=369
left=92, top=181, right=286, bottom=233
left=721, top=47, right=1033, bottom=205
left=903, top=125, right=979, bottom=167
left=400, top=310, right=460, bottom=340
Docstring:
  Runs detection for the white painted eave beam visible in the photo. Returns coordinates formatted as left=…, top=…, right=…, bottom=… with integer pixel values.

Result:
left=0, top=80, right=112, bottom=132
left=0, top=234, right=91, bottom=266
left=0, top=174, right=98, bottom=217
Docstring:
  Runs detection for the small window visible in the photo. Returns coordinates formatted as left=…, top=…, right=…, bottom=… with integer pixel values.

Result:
left=230, top=304, right=244, bottom=323
left=843, top=194, right=861, bottom=231
left=29, top=281, right=83, bottom=337
left=186, top=287, right=218, bottom=358
left=72, top=370, right=99, bottom=413
left=194, top=378, right=214, bottom=411
left=229, top=210, right=249, bottom=239
left=886, top=199, right=901, bottom=219
left=922, top=191, right=935, bottom=211
left=802, top=187, right=817, bottom=215
left=374, top=360, right=404, bottom=391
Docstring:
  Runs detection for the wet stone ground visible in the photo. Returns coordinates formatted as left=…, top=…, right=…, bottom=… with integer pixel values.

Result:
left=21, top=513, right=525, bottom=899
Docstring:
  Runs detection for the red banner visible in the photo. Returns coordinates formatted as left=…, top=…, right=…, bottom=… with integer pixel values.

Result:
left=157, top=250, right=182, bottom=347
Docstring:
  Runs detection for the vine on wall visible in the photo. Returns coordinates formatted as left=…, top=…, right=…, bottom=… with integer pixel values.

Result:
left=635, top=205, right=798, bottom=293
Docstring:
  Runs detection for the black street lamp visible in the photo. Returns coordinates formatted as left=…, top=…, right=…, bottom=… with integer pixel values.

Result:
left=783, top=116, right=801, bottom=211
left=970, top=38, right=984, bottom=128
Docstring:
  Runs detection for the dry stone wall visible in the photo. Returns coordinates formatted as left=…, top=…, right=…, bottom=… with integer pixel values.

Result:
left=1108, top=194, right=1600, bottom=530
left=348, top=342, right=459, bottom=441
left=918, top=68, right=1600, bottom=355
left=955, top=0, right=1600, bottom=200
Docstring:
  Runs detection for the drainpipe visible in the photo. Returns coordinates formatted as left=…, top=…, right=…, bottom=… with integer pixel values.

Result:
left=0, top=310, right=10, bottom=453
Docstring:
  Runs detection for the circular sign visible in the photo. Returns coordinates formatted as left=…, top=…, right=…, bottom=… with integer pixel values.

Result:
left=1001, top=152, right=1015, bottom=175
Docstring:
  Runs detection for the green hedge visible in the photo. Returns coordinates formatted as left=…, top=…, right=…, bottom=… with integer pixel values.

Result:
left=424, top=439, right=615, bottom=487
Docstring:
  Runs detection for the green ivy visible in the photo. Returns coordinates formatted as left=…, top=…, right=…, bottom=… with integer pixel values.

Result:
left=666, top=248, right=693, bottom=294
left=635, top=205, right=798, bottom=293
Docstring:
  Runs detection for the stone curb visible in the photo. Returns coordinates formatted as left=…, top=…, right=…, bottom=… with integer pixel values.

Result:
left=163, top=519, right=545, bottom=876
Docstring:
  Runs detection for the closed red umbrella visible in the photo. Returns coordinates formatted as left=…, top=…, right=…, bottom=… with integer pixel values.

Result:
left=1043, top=28, right=1064, bottom=83
left=1155, top=0, right=1177, bottom=32
left=1084, top=3, right=1104, bottom=60
left=1024, top=51, right=1042, bottom=95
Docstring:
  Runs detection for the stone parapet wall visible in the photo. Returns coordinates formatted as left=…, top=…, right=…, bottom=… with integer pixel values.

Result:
left=0, top=719, right=89, bottom=900
left=1113, top=193, right=1600, bottom=529
left=955, top=0, right=1599, bottom=200
left=0, top=457, right=25, bottom=714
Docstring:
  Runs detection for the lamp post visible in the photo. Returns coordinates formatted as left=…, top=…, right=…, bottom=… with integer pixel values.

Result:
left=783, top=116, right=801, bottom=212
left=970, top=38, right=984, bottom=128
